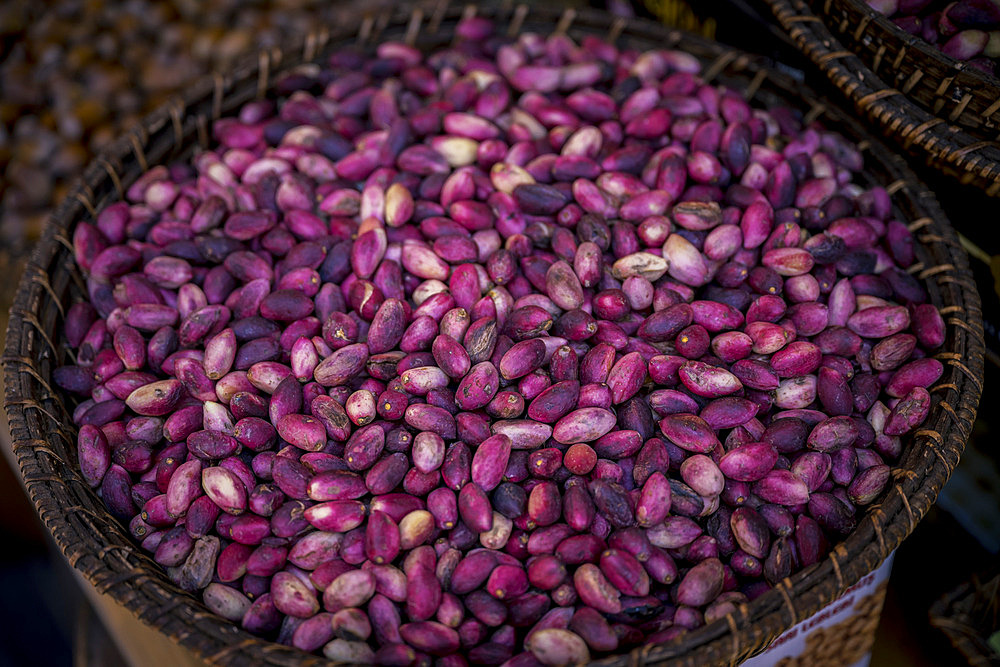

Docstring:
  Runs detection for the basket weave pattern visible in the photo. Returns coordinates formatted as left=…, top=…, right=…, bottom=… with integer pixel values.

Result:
left=809, top=0, right=1000, bottom=135
left=768, top=0, right=1000, bottom=197
left=3, top=2, right=986, bottom=665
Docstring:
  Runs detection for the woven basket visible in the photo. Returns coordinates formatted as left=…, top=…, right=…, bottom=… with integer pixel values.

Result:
left=2, top=2, right=985, bottom=665
left=767, top=0, right=1000, bottom=197
left=809, top=0, right=1000, bottom=136
left=930, top=566, right=1000, bottom=666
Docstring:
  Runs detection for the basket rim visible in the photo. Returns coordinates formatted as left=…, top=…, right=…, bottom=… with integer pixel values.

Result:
left=819, top=0, right=1000, bottom=87
left=2, top=2, right=985, bottom=666
left=768, top=0, right=1000, bottom=197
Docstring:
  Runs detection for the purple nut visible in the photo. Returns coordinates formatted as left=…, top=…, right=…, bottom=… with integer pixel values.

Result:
left=125, top=379, right=183, bottom=416
left=202, top=466, right=247, bottom=515
left=659, top=414, right=721, bottom=453
left=807, top=416, right=859, bottom=452
left=314, top=343, right=369, bottom=387
left=884, top=386, right=932, bottom=436
left=456, top=361, right=500, bottom=411
left=753, top=470, right=810, bottom=506
left=678, top=361, right=743, bottom=398
left=676, top=558, right=725, bottom=607
left=471, top=434, right=513, bottom=492
left=552, top=407, right=617, bottom=444
left=573, top=563, right=622, bottom=614
left=886, top=358, right=944, bottom=398
left=846, top=305, right=910, bottom=338
left=500, top=338, right=548, bottom=380
left=527, top=628, right=590, bottom=666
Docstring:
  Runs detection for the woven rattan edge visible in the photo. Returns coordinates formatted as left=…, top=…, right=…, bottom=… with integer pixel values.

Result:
left=806, top=0, right=1000, bottom=136
left=3, top=2, right=986, bottom=666
left=768, top=0, right=1000, bottom=197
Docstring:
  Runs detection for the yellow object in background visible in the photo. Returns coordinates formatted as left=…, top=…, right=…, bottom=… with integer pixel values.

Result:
left=643, top=0, right=716, bottom=39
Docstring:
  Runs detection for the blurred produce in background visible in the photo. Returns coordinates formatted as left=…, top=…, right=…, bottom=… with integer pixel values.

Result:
left=0, top=0, right=396, bottom=258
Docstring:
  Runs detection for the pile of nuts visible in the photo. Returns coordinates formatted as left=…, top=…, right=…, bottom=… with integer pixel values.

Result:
left=55, top=14, right=943, bottom=665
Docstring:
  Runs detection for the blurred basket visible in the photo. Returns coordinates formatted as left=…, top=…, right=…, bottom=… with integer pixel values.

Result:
left=930, top=566, right=1000, bottom=666
left=3, top=1, right=985, bottom=665
left=767, top=0, right=1000, bottom=197
left=811, top=0, right=1000, bottom=136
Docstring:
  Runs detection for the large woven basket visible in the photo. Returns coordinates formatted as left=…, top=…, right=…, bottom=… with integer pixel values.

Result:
left=2, top=1, right=985, bottom=665
left=767, top=0, right=1000, bottom=197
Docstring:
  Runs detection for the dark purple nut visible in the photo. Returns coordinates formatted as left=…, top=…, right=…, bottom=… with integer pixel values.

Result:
left=126, top=379, right=183, bottom=416
left=456, top=361, right=500, bottom=411
left=471, top=434, right=513, bottom=492
left=556, top=534, right=606, bottom=566
left=730, top=507, right=771, bottom=559
left=753, top=470, right=810, bottom=506
left=678, top=361, right=742, bottom=398
left=870, top=333, right=917, bottom=372
left=314, top=343, right=369, bottom=386
left=846, top=305, right=910, bottom=338
left=816, top=367, right=854, bottom=417
left=700, top=397, right=758, bottom=430
left=304, top=500, right=366, bottom=532
left=309, top=395, right=351, bottom=442
left=269, top=570, right=320, bottom=618
left=308, top=470, right=367, bottom=502
left=911, top=304, right=946, bottom=349
left=600, top=548, right=650, bottom=597
left=528, top=481, right=562, bottom=527
left=589, top=480, right=635, bottom=528
left=155, top=526, right=195, bottom=567
left=884, top=386, right=932, bottom=436
left=729, top=359, right=780, bottom=391
left=545, top=260, right=585, bottom=311
left=770, top=341, right=822, bottom=378
left=500, top=339, right=548, bottom=380
left=459, top=482, right=494, bottom=533
left=635, top=472, right=672, bottom=527
left=365, top=453, right=409, bottom=496
left=659, top=414, right=721, bottom=453
left=400, top=621, right=461, bottom=657
left=807, top=416, right=859, bottom=452
left=718, top=443, right=779, bottom=483
left=432, top=335, right=472, bottom=380
left=676, top=557, right=725, bottom=607
left=407, top=562, right=443, bottom=622
left=680, top=454, right=725, bottom=498
left=886, top=358, right=944, bottom=398
left=552, top=407, right=616, bottom=444
left=848, top=464, right=891, bottom=505
left=365, top=298, right=406, bottom=354
left=78, top=425, right=111, bottom=487
left=573, top=563, right=622, bottom=614
left=563, top=483, right=596, bottom=532
left=201, top=466, right=247, bottom=515
left=187, top=430, right=240, bottom=459
left=527, top=629, right=590, bottom=666
left=323, top=569, right=376, bottom=612
left=344, top=423, right=385, bottom=471
left=276, top=414, right=327, bottom=452
left=807, top=492, right=856, bottom=536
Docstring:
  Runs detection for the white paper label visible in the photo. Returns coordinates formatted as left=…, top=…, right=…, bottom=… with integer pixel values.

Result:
left=741, top=552, right=894, bottom=666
